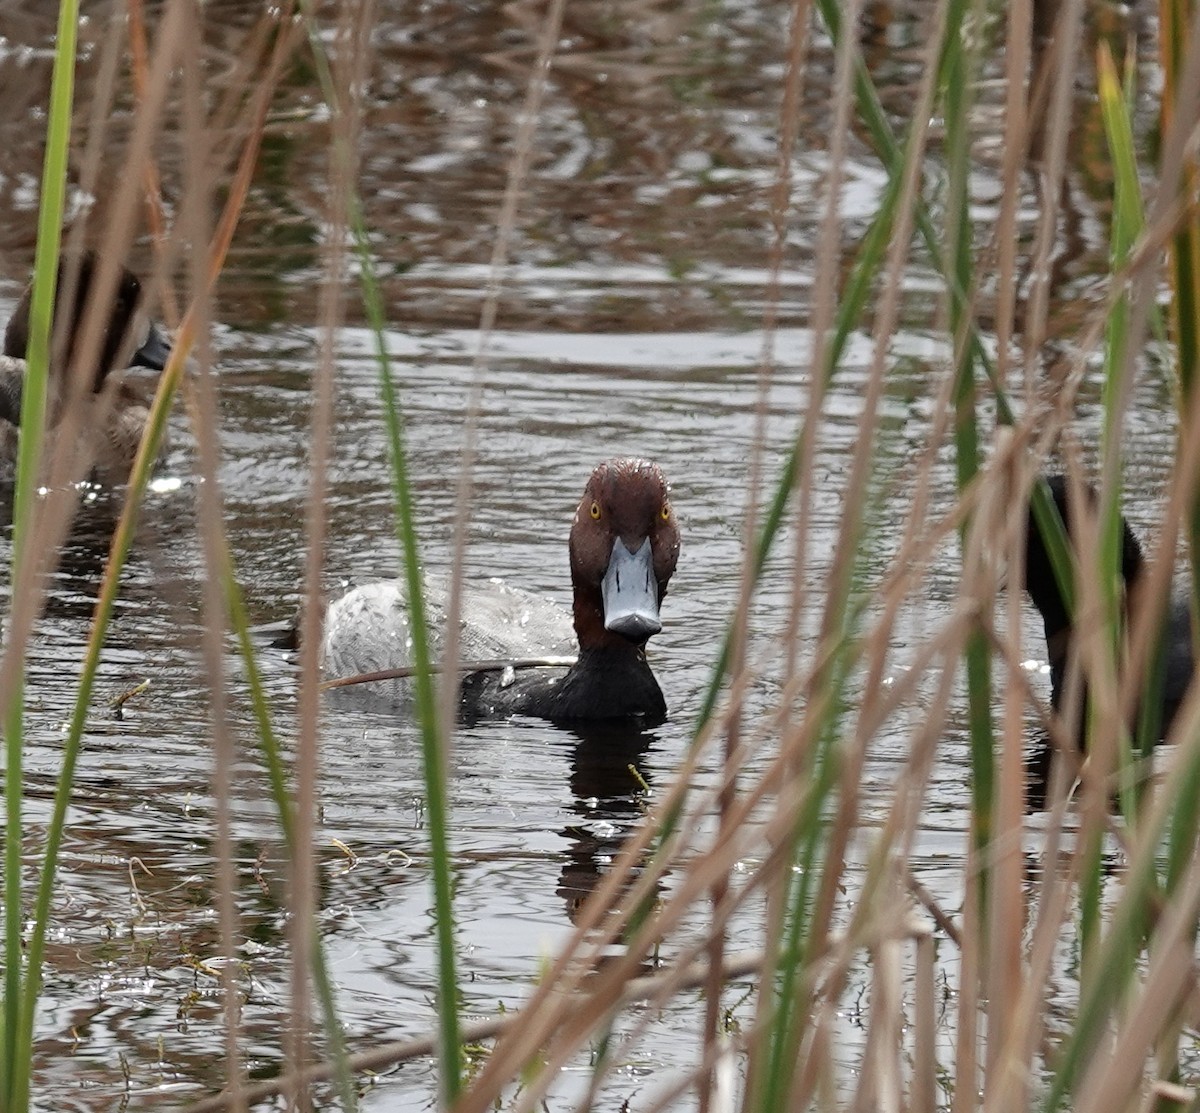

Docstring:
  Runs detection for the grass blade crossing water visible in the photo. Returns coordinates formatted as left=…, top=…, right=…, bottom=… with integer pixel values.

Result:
left=1, top=3, right=77, bottom=1107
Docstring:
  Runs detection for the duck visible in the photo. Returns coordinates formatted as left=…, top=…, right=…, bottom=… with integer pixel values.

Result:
left=0, top=251, right=172, bottom=484
left=1022, top=475, right=1193, bottom=758
left=320, top=457, right=681, bottom=724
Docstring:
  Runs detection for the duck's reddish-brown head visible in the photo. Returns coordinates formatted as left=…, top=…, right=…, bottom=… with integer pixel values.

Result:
left=569, top=458, right=680, bottom=649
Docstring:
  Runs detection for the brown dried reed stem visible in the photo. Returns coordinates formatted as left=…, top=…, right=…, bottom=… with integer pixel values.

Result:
left=173, top=2, right=247, bottom=1107
left=190, top=949, right=770, bottom=1113
left=437, top=0, right=568, bottom=744
left=291, top=3, right=370, bottom=1105
left=699, top=0, right=815, bottom=1104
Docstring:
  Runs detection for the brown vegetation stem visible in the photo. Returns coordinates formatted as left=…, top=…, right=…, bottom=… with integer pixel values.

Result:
left=1020, top=0, right=1084, bottom=377
left=454, top=721, right=724, bottom=1109
left=713, top=1, right=810, bottom=1108
left=290, top=4, right=364, bottom=1105
left=188, top=950, right=769, bottom=1113
left=711, top=1, right=823, bottom=1100
left=437, top=0, right=566, bottom=742
left=771, top=0, right=813, bottom=673
left=516, top=616, right=982, bottom=1113
left=17, top=6, right=295, bottom=1105
left=0, top=0, right=127, bottom=712
left=995, top=0, right=1031, bottom=395
left=986, top=449, right=1029, bottom=1101
left=177, top=4, right=245, bottom=1107
left=783, top=4, right=943, bottom=1106
left=467, top=535, right=973, bottom=1112
left=126, top=0, right=180, bottom=325
left=0, top=0, right=178, bottom=789
left=1077, top=820, right=1200, bottom=1113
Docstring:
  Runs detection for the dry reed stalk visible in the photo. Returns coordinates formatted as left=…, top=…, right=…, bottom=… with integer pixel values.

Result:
left=100, top=0, right=301, bottom=1101
left=1, top=3, right=301, bottom=1109
left=547, top=496, right=967, bottom=1111
left=190, top=949, right=769, bottom=1113
left=715, top=0, right=850, bottom=1097
left=912, top=929, right=938, bottom=1113
left=0, top=0, right=126, bottom=710
left=173, top=3, right=246, bottom=1108
left=952, top=836, right=982, bottom=1113
left=0, top=1, right=182, bottom=733
left=479, top=645, right=940, bottom=1110
left=1072, top=716, right=1200, bottom=1113
left=971, top=1, right=1091, bottom=1104
left=127, top=0, right=180, bottom=326
left=1019, top=0, right=1085, bottom=372
left=703, top=0, right=817, bottom=1089
left=976, top=469, right=1086, bottom=1113
left=787, top=636, right=971, bottom=1110
left=983, top=447, right=1031, bottom=1100
left=854, top=892, right=906, bottom=1113
left=291, top=3, right=370, bottom=1103
left=772, top=0, right=814, bottom=678
left=582, top=614, right=964, bottom=1108
left=1107, top=4, right=1200, bottom=764
left=450, top=724, right=730, bottom=1109
left=994, top=0, right=1032, bottom=396
left=774, top=0, right=948, bottom=1100
left=437, top=0, right=567, bottom=741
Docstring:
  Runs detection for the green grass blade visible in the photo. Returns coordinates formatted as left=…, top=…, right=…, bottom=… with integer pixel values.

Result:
left=1096, top=43, right=1144, bottom=823
left=14, top=329, right=180, bottom=1111
left=3, top=3, right=78, bottom=1108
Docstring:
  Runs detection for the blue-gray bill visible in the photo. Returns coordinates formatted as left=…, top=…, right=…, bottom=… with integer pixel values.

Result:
left=132, top=320, right=172, bottom=371
left=601, top=535, right=662, bottom=641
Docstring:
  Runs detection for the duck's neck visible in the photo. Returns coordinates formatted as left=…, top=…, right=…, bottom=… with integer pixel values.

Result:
left=551, top=644, right=665, bottom=723
left=1042, top=520, right=1146, bottom=728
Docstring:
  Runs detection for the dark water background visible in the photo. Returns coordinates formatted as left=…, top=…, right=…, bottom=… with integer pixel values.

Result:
left=0, top=0, right=1181, bottom=1108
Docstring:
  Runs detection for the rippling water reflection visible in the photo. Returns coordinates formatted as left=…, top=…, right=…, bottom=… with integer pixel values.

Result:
left=0, top=0, right=1180, bottom=1108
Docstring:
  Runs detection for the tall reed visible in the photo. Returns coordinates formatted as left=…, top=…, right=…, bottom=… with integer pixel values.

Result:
left=0, top=0, right=77, bottom=1105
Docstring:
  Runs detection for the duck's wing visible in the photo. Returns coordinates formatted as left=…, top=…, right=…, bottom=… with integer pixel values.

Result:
left=455, top=577, right=576, bottom=661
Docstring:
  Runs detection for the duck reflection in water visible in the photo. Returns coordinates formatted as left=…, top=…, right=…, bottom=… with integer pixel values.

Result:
left=557, top=721, right=662, bottom=937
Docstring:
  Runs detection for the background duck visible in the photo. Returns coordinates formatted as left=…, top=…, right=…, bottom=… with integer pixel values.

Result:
left=0, top=251, right=172, bottom=484
left=1022, top=475, right=1194, bottom=795
left=321, top=457, right=681, bottom=724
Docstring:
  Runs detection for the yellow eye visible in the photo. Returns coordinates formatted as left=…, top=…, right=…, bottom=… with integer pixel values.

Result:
left=660, top=502, right=671, bottom=520
left=590, top=501, right=601, bottom=520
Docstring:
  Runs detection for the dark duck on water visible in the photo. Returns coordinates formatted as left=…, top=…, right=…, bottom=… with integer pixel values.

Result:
left=1021, top=476, right=1194, bottom=796
left=320, top=457, right=681, bottom=725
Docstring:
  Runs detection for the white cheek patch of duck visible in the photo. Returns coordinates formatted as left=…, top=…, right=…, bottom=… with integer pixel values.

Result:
left=320, top=456, right=680, bottom=725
